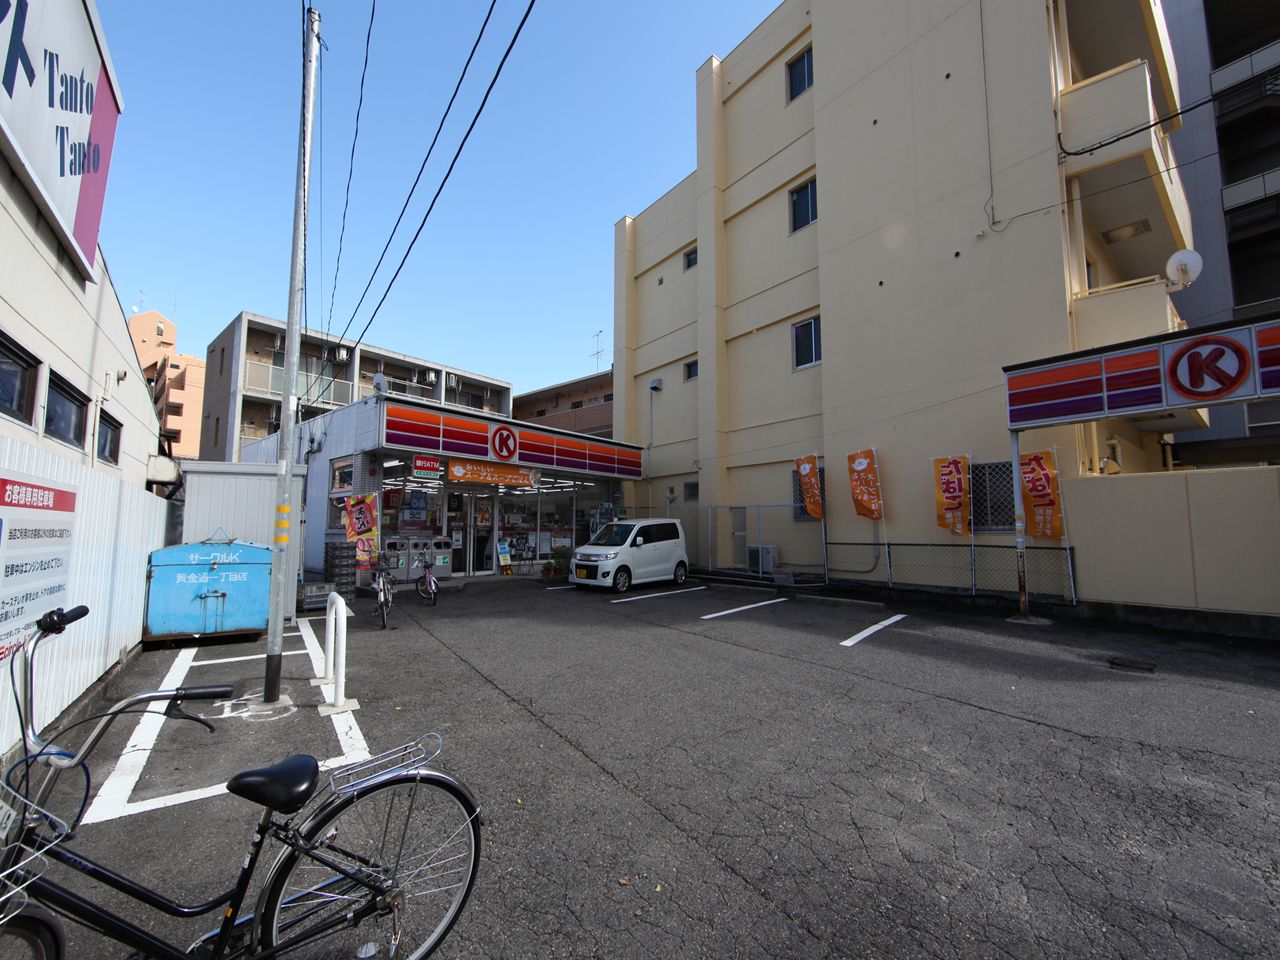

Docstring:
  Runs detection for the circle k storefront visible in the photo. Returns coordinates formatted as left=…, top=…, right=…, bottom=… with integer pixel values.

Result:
left=284, top=396, right=643, bottom=581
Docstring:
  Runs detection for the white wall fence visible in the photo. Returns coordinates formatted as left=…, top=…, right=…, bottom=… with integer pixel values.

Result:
left=0, top=437, right=167, bottom=755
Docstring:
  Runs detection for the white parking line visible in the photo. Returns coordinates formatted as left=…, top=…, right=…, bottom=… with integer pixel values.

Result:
left=611, top=587, right=707, bottom=604
left=546, top=585, right=576, bottom=591
left=701, top=597, right=788, bottom=620
left=841, top=614, right=907, bottom=647
left=192, top=649, right=310, bottom=667
left=82, top=621, right=370, bottom=825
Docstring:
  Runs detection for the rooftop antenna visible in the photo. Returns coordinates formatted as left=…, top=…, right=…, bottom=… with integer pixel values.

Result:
left=591, top=329, right=605, bottom=372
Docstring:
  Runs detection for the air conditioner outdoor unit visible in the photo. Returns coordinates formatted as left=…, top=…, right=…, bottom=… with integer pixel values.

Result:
left=747, top=544, right=778, bottom=575
left=446, top=374, right=458, bottom=390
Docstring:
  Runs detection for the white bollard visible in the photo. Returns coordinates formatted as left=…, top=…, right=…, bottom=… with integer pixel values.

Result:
left=317, top=592, right=359, bottom=715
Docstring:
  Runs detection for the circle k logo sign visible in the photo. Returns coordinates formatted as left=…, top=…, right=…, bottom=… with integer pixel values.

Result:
left=491, top=425, right=518, bottom=461
left=1166, top=335, right=1251, bottom=401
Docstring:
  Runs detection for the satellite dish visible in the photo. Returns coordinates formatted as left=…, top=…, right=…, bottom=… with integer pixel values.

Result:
left=372, top=372, right=389, bottom=394
left=1165, top=249, right=1203, bottom=288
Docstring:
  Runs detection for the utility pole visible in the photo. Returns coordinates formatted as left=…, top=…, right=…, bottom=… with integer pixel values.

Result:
left=265, top=4, right=321, bottom=702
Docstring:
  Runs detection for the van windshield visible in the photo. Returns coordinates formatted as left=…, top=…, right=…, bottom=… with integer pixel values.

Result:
left=588, top=523, right=635, bottom=547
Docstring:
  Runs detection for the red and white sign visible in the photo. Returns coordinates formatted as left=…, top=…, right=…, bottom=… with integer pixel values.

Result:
left=1165, top=334, right=1252, bottom=402
left=411, top=455, right=442, bottom=479
left=490, top=425, right=518, bottom=461
left=0, top=472, right=78, bottom=660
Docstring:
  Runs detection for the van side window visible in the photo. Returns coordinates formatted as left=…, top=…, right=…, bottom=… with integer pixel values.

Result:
left=653, top=523, right=678, bottom=542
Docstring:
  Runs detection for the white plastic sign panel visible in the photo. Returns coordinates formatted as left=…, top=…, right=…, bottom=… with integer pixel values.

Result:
left=0, top=471, right=78, bottom=659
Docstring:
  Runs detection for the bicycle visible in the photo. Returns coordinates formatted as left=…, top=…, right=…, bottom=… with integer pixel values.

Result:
left=0, top=605, right=482, bottom=960
left=371, top=552, right=395, bottom=628
left=412, top=551, right=438, bottom=606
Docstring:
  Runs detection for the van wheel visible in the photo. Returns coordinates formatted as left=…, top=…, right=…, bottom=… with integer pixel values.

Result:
left=612, top=567, right=632, bottom=594
left=673, top=562, right=687, bottom=585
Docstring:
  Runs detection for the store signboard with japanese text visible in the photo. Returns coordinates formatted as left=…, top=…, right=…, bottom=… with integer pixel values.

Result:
left=383, top=404, right=642, bottom=480
left=447, top=459, right=539, bottom=487
left=343, top=494, right=378, bottom=569
left=847, top=449, right=883, bottom=520
left=795, top=455, right=823, bottom=519
left=0, top=472, right=77, bottom=661
left=1020, top=450, right=1063, bottom=540
left=933, top=456, right=970, bottom=535
left=1006, top=320, right=1280, bottom=430
left=412, top=454, right=442, bottom=479
left=0, top=0, right=123, bottom=278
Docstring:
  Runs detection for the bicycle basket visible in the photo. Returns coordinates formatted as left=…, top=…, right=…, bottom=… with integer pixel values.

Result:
left=327, top=733, right=443, bottom=799
left=0, top=783, right=71, bottom=924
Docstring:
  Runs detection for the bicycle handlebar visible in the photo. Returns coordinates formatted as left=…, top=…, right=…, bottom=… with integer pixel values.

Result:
left=36, top=605, right=89, bottom=634
left=173, top=684, right=235, bottom=701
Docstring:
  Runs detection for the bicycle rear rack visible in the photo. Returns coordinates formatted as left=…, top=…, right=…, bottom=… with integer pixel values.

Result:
left=327, top=733, right=443, bottom=799
left=0, top=782, right=71, bottom=924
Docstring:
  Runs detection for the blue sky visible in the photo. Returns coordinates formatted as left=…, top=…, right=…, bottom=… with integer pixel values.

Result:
left=95, top=0, right=781, bottom=393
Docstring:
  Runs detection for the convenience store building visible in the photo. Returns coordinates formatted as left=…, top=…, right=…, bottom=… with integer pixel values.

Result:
left=241, top=394, right=642, bottom=579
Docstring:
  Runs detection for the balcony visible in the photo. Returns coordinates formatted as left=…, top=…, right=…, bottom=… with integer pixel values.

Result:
left=357, top=374, right=437, bottom=401
left=1222, top=167, right=1280, bottom=211
left=244, top=361, right=352, bottom=407
left=1060, top=60, right=1191, bottom=279
left=1071, top=276, right=1182, bottom=351
left=1211, top=37, right=1280, bottom=96
left=1065, top=0, right=1180, bottom=127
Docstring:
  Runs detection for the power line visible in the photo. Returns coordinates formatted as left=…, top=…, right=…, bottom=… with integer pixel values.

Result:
left=324, top=0, right=377, bottom=337
left=329, top=0, right=501, bottom=351
left=312, top=0, right=536, bottom=407
left=1056, top=93, right=1215, bottom=158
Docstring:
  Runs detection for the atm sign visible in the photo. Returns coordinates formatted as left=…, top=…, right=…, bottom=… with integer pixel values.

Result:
left=412, top=455, right=443, bottom=479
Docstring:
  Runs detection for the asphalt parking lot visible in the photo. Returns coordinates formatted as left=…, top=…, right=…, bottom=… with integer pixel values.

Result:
left=22, top=578, right=1280, bottom=959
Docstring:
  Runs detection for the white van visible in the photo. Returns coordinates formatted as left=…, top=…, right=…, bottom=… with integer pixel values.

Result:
left=570, top=518, right=689, bottom=593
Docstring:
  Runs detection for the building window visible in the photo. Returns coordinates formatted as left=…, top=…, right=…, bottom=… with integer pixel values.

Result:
left=787, top=47, right=813, bottom=101
left=791, top=467, right=825, bottom=520
left=971, top=461, right=1015, bottom=533
left=214, top=417, right=221, bottom=446
left=97, top=412, right=121, bottom=465
left=45, top=375, right=88, bottom=448
left=571, top=400, right=584, bottom=410
left=166, top=402, right=184, bottom=416
left=219, top=347, right=225, bottom=377
left=0, top=333, right=39, bottom=425
left=535, top=408, right=547, bottom=418
left=683, top=480, right=699, bottom=502
left=684, top=359, right=699, bottom=381
left=793, top=316, right=822, bottom=368
left=684, top=247, right=698, bottom=270
left=603, top=393, right=613, bottom=402
left=790, top=178, right=817, bottom=232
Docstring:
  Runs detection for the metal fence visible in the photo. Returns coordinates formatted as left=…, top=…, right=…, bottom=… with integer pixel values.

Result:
left=627, top=502, right=1075, bottom=603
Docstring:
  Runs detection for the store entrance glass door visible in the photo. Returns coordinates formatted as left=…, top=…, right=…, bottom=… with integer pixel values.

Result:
left=448, top=490, right=496, bottom=576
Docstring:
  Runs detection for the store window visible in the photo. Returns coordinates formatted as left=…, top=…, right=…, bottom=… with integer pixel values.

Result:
left=971, top=461, right=1015, bottom=533
left=97, top=412, right=122, bottom=465
left=45, top=375, right=88, bottom=448
left=793, top=316, right=822, bottom=369
left=790, top=178, right=817, bottom=232
left=0, top=332, right=38, bottom=424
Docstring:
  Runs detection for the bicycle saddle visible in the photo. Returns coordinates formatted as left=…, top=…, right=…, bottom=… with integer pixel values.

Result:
left=226, top=754, right=320, bottom=814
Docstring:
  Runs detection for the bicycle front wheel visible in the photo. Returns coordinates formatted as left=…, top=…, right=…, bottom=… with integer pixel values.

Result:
left=258, top=774, right=481, bottom=959
left=414, top=574, right=431, bottom=600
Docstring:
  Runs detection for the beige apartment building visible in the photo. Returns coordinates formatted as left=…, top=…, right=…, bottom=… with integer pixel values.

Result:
left=128, top=311, right=205, bottom=458
left=200, top=311, right=514, bottom=461
left=514, top=370, right=614, bottom=438
left=615, top=0, right=1280, bottom=624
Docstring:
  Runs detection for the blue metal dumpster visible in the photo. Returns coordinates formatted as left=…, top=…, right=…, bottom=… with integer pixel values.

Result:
left=145, top=540, right=272, bottom=641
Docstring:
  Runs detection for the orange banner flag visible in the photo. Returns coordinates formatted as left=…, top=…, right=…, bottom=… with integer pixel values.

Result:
left=847, top=449, right=883, bottom=520
left=933, top=455, right=970, bottom=535
left=795, top=454, right=824, bottom=519
left=1020, top=449, right=1064, bottom=539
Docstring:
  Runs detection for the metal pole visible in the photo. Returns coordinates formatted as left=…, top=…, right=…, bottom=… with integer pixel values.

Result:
left=1011, top=431, right=1029, bottom=616
left=647, top=388, right=654, bottom=517
left=968, top=449, right=977, bottom=597
left=265, top=5, right=321, bottom=703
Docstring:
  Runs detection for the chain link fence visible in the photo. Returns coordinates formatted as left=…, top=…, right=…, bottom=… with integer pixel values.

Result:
left=625, top=504, right=1075, bottom=603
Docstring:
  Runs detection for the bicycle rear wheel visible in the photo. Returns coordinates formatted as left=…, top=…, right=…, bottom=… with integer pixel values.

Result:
left=258, top=773, right=480, bottom=959
left=0, top=914, right=62, bottom=960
